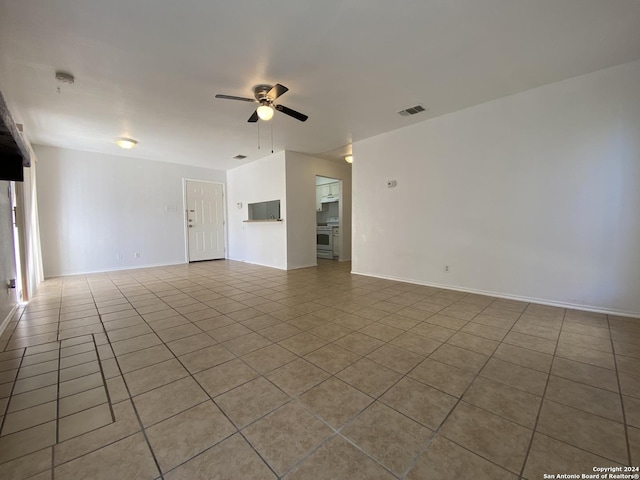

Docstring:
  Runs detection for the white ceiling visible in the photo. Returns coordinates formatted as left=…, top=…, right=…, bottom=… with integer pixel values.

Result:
left=1, top=0, right=639, bottom=171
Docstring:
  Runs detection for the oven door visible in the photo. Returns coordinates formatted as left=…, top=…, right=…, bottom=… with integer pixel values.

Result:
left=317, top=229, right=333, bottom=252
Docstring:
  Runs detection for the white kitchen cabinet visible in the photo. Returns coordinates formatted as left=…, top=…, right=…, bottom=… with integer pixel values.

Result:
left=316, top=186, right=324, bottom=211
left=328, top=182, right=340, bottom=196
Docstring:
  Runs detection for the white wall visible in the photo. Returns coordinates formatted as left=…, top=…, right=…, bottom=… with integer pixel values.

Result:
left=353, top=60, right=640, bottom=316
left=226, top=151, right=288, bottom=269
left=285, top=152, right=352, bottom=268
left=36, top=146, right=226, bottom=276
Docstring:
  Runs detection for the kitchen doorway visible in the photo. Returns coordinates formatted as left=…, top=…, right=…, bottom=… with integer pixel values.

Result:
left=315, top=176, right=341, bottom=261
left=184, top=180, right=226, bottom=262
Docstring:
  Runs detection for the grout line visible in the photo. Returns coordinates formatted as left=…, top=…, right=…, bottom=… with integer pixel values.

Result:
left=517, top=307, right=567, bottom=479
left=606, top=314, right=633, bottom=467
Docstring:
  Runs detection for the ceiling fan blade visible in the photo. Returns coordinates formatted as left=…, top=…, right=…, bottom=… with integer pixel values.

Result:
left=215, top=94, right=256, bottom=103
left=267, top=84, right=288, bottom=101
left=247, top=110, right=259, bottom=123
left=274, top=104, right=308, bottom=122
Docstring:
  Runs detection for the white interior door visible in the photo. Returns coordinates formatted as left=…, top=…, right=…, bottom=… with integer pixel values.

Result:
left=186, top=180, right=225, bottom=262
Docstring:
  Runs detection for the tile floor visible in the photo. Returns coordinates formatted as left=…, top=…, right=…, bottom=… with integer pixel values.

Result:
left=0, top=259, right=638, bottom=479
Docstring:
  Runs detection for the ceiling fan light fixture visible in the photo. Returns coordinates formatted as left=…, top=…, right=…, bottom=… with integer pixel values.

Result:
left=116, top=138, right=138, bottom=149
left=256, top=104, right=275, bottom=121
left=345, top=155, right=353, bottom=164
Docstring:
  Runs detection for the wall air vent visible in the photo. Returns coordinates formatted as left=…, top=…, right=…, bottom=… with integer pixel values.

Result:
left=233, top=154, right=247, bottom=160
left=397, top=105, right=427, bottom=117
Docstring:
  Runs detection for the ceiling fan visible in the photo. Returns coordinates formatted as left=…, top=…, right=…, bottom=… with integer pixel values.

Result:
left=215, top=84, right=308, bottom=123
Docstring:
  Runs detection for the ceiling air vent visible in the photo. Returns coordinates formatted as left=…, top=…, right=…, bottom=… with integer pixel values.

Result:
left=397, top=105, right=426, bottom=117
left=233, top=154, right=247, bottom=160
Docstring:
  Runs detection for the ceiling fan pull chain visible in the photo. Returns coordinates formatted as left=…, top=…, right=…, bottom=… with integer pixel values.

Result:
left=270, top=120, right=274, bottom=154
left=257, top=120, right=261, bottom=150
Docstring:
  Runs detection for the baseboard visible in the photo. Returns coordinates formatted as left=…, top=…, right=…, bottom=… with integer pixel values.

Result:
left=0, top=303, right=19, bottom=338
left=350, top=270, right=640, bottom=319
left=44, top=261, right=188, bottom=278
left=226, top=257, right=288, bottom=271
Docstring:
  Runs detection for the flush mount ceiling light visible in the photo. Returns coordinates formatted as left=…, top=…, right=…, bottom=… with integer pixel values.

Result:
left=116, top=138, right=138, bottom=149
left=256, top=104, right=275, bottom=121
left=345, top=155, right=353, bottom=164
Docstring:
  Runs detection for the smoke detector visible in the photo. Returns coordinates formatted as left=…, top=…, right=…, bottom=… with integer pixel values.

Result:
left=55, top=71, right=75, bottom=84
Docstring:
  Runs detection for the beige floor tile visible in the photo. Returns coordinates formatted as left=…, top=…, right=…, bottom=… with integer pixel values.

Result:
left=194, top=358, right=259, bottom=397
left=365, top=344, right=423, bottom=374
left=511, top=320, right=560, bottom=341
left=406, top=435, right=517, bottom=480
left=266, top=358, right=329, bottom=396
left=278, top=332, right=328, bottom=356
left=178, top=344, right=235, bottom=374
left=146, top=400, right=236, bottom=472
left=155, top=323, right=202, bottom=343
left=536, top=400, right=627, bottom=464
left=299, top=377, right=372, bottom=429
left=124, top=358, right=188, bottom=396
left=208, top=323, right=252, bottom=342
left=471, top=313, right=518, bottom=329
left=462, top=376, right=542, bottom=428
left=424, top=314, right=468, bottom=330
left=12, top=371, right=57, bottom=395
left=243, top=401, right=333, bottom=475
left=241, top=314, right=281, bottom=331
left=164, top=433, right=276, bottom=480
left=59, top=386, right=109, bottom=417
left=0, top=447, right=52, bottom=480
left=459, top=321, right=509, bottom=341
left=166, top=332, right=217, bottom=356
left=134, top=377, right=208, bottom=427
left=111, top=333, right=162, bottom=356
left=304, top=343, right=360, bottom=374
left=440, top=401, right=532, bottom=474
left=523, top=433, right=623, bottom=480
left=333, top=332, right=384, bottom=356
left=193, top=315, right=234, bottom=332
left=59, top=372, right=103, bottom=398
left=503, top=331, right=557, bottom=355
left=381, top=377, right=457, bottom=430
left=630, top=426, right=640, bottom=464
left=555, top=342, right=615, bottom=370
left=480, top=357, right=548, bottom=396
left=222, top=332, right=272, bottom=356
left=492, top=343, right=553, bottom=373
left=2, top=400, right=57, bottom=435
left=560, top=331, right=613, bottom=353
left=7, top=384, right=57, bottom=412
left=309, top=322, right=351, bottom=342
left=337, top=358, right=402, bottom=397
left=390, top=331, right=441, bottom=356
left=17, top=359, right=59, bottom=379
left=117, top=344, right=174, bottom=373
left=358, top=323, right=404, bottom=342
left=54, top=399, right=140, bottom=465
left=342, top=402, right=432, bottom=475
left=216, top=377, right=289, bottom=428
left=54, top=432, right=159, bottom=480
left=446, top=331, right=500, bottom=356
left=430, top=343, right=489, bottom=374
left=408, top=357, right=476, bottom=397
left=624, top=395, right=640, bottom=428
left=58, top=403, right=113, bottom=442
left=241, top=344, right=297, bottom=374
left=0, top=421, right=56, bottom=463
left=545, top=375, right=623, bottom=421
left=438, top=303, right=484, bottom=321
left=378, top=313, right=422, bottom=330
left=617, top=354, right=640, bottom=376
left=285, top=435, right=395, bottom=480
left=619, top=371, right=640, bottom=398
left=258, top=323, right=302, bottom=342
left=106, top=323, right=153, bottom=343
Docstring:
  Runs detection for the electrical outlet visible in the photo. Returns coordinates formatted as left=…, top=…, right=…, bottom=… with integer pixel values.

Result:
left=116, top=253, right=123, bottom=260
left=444, top=265, right=450, bottom=273
left=134, top=252, right=141, bottom=259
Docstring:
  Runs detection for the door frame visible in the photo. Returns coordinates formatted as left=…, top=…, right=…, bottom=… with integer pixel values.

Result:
left=182, top=178, right=228, bottom=263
